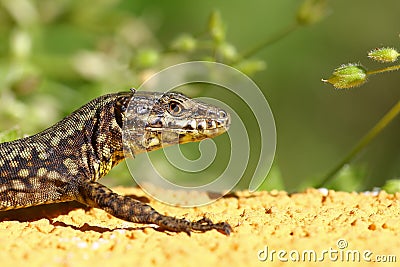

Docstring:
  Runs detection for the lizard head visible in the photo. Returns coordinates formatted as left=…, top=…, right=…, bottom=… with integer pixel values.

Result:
left=119, top=91, right=230, bottom=156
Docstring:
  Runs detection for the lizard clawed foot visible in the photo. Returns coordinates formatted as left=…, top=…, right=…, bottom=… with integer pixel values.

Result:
left=190, top=217, right=232, bottom=236
left=155, top=215, right=232, bottom=236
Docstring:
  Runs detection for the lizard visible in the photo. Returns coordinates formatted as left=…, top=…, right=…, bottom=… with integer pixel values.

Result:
left=0, top=89, right=232, bottom=235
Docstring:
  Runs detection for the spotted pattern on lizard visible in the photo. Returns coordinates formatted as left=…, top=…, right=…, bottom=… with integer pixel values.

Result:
left=0, top=90, right=232, bottom=235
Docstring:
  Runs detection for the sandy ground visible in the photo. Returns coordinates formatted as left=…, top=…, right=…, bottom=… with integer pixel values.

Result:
left=0, top=187, right=399, bottom=267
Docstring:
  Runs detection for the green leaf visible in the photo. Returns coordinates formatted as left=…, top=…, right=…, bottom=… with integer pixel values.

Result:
left=382, top=179, right=400, bottom=193
left=0, top=128, right=22, bottom=143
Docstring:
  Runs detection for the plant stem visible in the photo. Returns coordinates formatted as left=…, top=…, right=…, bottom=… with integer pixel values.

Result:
left=316, top=100, right=400, bottom=188
left=367, top=64, right=400, bottom=75
left=232, top=22, right=299, bottom=64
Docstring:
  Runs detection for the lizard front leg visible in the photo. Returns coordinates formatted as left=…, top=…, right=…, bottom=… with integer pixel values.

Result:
left=76, top=181, right=232, bottom=235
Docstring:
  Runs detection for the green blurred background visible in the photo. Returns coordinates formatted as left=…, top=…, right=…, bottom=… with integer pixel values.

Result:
left=0, top=0, right=399, bottom=192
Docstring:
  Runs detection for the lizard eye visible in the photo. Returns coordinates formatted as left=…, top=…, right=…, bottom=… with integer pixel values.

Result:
left=168, top=101, right=183, bottom=116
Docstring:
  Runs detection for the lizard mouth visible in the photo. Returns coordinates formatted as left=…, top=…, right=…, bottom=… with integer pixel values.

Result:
left=144, top=117, right=229, bottom=146
left=140, top=125, right=228, bottom=150
left=182, top=110, right=231, bottom=134
left=144, top=124, right=228, bottom=137
left=145, top=110, right=230, bottom=135
left=143, top=108, right=230, bottom=146
left=179, top=116, right=230, bottom=143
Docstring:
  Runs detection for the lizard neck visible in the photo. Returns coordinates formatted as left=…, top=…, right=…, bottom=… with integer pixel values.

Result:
left=87, top=93, right=131, bottom=180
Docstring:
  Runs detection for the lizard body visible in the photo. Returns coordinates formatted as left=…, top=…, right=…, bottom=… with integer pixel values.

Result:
left=0, top=90, right=231, bottom=235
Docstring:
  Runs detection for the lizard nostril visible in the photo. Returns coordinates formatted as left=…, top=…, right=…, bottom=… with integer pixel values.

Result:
left=218, top=110, right=227, bottom=119
left=217, top=110, right=230, bottom=129
left=224, top=113, right=231, bottom=129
